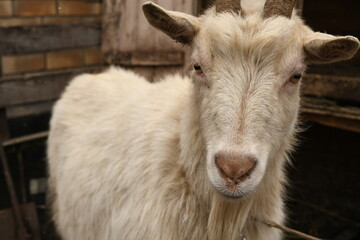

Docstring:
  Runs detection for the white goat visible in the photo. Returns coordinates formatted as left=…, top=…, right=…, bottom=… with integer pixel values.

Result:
left=47, top=0, right=359, bottom=239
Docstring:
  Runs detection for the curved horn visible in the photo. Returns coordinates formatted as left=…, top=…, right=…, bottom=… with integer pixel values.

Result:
left=216, top=0, right=241, bottom=13
left=263, top=0, right=296, bottom=19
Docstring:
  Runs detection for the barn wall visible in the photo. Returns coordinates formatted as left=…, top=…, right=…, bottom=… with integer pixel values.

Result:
left=0, top=1, right=106, bottom=237
left=0, top=0, right=105, bottom=119
left=102, top=0, right=197, bottom=81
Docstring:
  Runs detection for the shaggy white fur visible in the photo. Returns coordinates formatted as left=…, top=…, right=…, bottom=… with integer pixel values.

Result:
left=48, top=1, right=359, bottom=239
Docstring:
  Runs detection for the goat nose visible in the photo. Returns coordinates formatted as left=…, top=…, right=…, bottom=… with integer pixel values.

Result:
left=215, top=153, right=257, bottom=185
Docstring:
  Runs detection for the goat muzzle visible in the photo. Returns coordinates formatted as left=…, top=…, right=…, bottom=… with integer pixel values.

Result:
left=215, top=152, right=257, bottom=186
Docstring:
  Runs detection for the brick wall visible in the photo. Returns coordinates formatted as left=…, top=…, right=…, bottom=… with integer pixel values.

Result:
left=0, top=0, right=104, bottom=121
left=0, top=0, right=102, bottom=27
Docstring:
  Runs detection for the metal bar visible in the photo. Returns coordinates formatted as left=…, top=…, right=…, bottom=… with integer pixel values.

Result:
left=3, top=131, right=49, bottom=147
left=0, top=139, right=29, bottom=239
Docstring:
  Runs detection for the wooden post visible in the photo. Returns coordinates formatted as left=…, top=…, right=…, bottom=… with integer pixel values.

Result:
left=0, top=109, right=10, bottom=141
left=0, top=141, right=29, bottom=240
left=295, top=0, right=304, bottom=14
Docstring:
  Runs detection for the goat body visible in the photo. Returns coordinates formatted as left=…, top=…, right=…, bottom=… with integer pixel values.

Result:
left=48, top=1, right=359, bottom=239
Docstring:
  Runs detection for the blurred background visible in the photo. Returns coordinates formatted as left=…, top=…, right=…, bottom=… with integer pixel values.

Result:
left=0, top=0, right=359, bottom=239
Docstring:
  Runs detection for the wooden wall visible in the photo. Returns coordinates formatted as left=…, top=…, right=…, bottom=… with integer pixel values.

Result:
left=299, top=0, right=360, bottom=133
left=0, top=1, right=106, bottom=236
left=102, top=0, right=197, bottom=81
left=0, top=0, right=105, bottom=125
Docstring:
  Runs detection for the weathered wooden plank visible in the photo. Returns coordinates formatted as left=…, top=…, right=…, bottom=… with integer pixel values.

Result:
left=0, top=23, right=101, bottom=55
left=307, top=59, right=360, bottom=78
left=102, top=0, right=124, bottom=58
left=117, top=51, right=184, bottom=67
left=295, top=0, right=304, bottom=13
left=0, top=66, right=103, bottom=108
left=303, top=113, right=360, bottom=133
left=102, top=0, right=194, bottom=80
left=302, top=98, right=360, bottom=121
left=7, top=100, right=55, bottom=119
left=302, top=74, right=360, bottom=102
left=301, top=97, right=360, bottom=133
left=0, top=75, right=70, bottom=108
left=3, top=131, right=49, bottom=147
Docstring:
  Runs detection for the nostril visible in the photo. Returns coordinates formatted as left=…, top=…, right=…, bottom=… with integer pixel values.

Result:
left=215, top=152, right=257, bottom=184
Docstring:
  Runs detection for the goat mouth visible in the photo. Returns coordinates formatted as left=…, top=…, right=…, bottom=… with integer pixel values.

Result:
left=213, top=186, right=250, bottom=200
left=223, top=194, right=243, bottom=200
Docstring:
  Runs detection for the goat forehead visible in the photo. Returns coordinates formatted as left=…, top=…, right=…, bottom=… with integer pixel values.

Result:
left=202, top=14, right=301, bottom=59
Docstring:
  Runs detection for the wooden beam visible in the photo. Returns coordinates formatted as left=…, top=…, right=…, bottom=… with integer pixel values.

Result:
left=0, top=66, right=103, bottom=108
left=295, top=0, right=304, bottom=14
left=302, top=97, right=360, bottom=121
left=301, top=97, right=360, bottom=133
left=302, top=74, right=360, bottom=102
left=0, top=23, right=101, bottom=56
left=7, top=101, right=55, bottom=119
left=303, top=113, right=360, bottom=133
left=3, top=131, right=49, bottom=147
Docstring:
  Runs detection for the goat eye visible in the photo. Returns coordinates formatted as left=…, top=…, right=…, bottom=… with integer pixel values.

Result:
left=193, top=64, right=203, bottom=74
left=289, top=73, right=302, bottom=84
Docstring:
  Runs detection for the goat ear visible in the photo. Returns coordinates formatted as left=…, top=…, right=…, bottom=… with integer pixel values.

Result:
left=142, top=2, right=197, bottom=44
left=304, top=33, right=360, bottom=64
